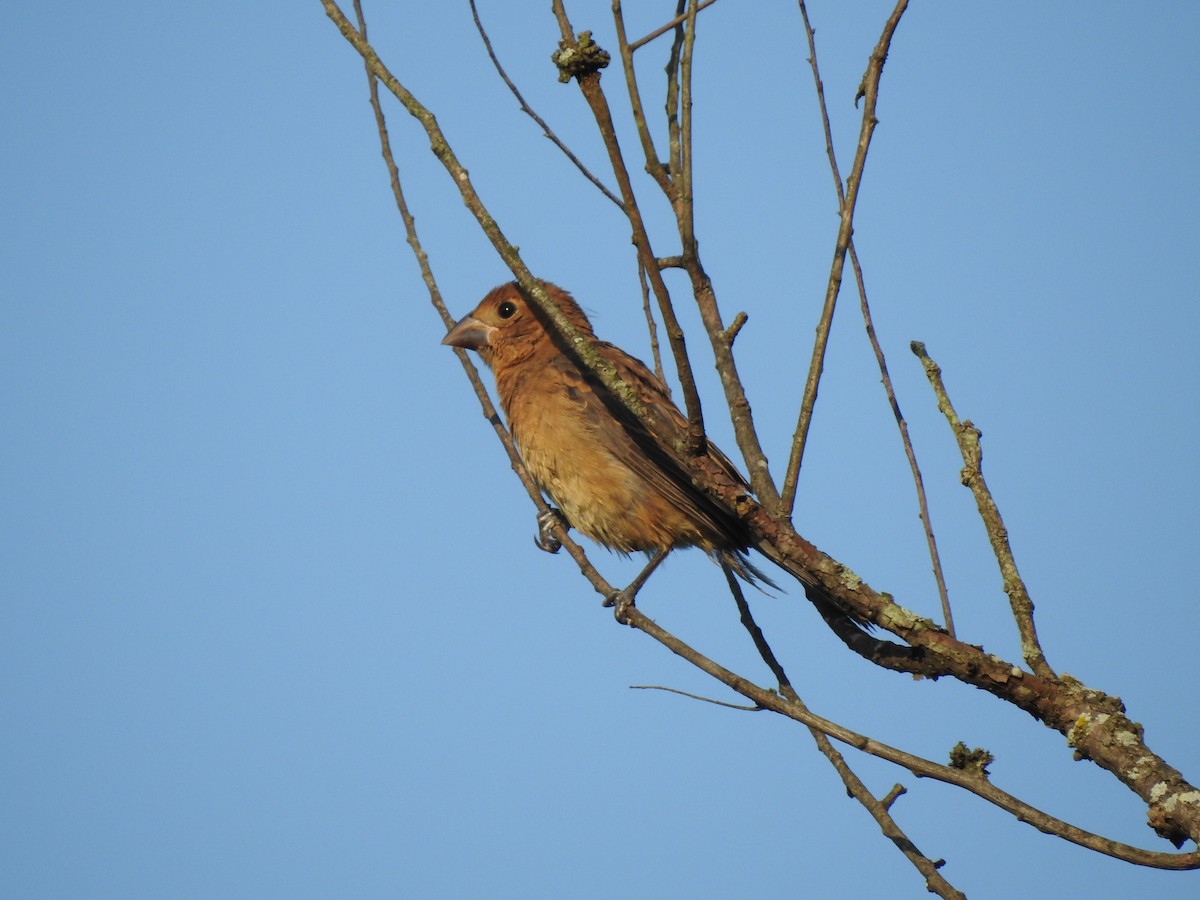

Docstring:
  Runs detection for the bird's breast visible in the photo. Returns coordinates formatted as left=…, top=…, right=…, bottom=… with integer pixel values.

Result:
left=496, top=362, right=707, bottom=554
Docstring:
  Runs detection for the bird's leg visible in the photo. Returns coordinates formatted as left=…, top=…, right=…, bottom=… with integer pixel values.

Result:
left=605, top=550, right=670, bottom=622
left=534, top=506, right=568, bottom=554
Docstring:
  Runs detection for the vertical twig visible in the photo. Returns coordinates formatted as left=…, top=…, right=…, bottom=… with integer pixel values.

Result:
left=612, top=0, right=674, bottom=194
left=637, top=262, right=669, bottom=387
left=617, top=0, right=782, bottom=506
left=781, top=0, right=910, bottom=514
left=663, top=0, right=685, bottom=195
left=794, top=0, right=954, bottom=635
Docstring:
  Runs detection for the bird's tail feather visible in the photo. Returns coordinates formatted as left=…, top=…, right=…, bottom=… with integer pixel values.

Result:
left=750, top=540, right=921, bottom=666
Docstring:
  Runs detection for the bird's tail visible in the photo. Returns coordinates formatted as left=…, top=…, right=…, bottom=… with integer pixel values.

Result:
left=749, top=541, right=921, bottom=666
left=717, top=548, right=780, bottom=592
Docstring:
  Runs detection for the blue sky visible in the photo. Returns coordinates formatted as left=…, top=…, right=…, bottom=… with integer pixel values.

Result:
left=3, top=2, right=1198, bottom=897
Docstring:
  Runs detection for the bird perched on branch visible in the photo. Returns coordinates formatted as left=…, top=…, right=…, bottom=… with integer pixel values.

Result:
left=443, top=280, right=914, bottom=664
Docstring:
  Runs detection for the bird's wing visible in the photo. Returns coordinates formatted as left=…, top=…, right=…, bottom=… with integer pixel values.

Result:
left=603, top=342, right=754, bottom=490
left=548, top=343, right=755, bottom=551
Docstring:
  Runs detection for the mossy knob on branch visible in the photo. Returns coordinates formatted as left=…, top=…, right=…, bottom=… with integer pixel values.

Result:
left=551, top=31, right=611, bottom=83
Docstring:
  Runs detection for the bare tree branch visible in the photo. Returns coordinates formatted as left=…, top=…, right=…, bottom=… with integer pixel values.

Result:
left=911, top=341, right=1052, bottom=675
left=794, top=0, right=955, bottom=636
left=627, top=0, right=720, bottom=52
left=781, top=0, right=910, bottom=514
left=623, top=603, right=1200, bottom=869
left=725, top=568, right=964, bottom=897
left=468, top=0, right=624, bottom=210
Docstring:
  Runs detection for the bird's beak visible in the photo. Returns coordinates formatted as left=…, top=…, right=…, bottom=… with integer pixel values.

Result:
left=442, top=314, right=494, bottom=351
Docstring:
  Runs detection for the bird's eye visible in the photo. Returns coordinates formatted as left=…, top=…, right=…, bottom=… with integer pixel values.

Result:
left=498, top=301, right=517, bottom=319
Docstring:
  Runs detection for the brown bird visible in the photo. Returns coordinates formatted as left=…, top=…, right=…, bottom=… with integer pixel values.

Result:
left=444, top=280, right=913, bottom=663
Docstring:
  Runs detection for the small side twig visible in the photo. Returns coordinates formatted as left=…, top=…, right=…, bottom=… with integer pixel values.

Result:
left=911, top=341, right=1051, bottom=677
left=637, top=263, right=668, bottom=388
left=792, top=1, right=954, bottom=634
left=629, top=685, right=761, bottom=711
left=628, top=0, right=720, bottom=52
left=881, top=784, right=907, bottom=811
left=723, top=312, right=747, bottom=345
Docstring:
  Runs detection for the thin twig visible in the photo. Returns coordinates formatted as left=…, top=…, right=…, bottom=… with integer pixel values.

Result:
left=793, top=0, right=954, bottom=635
left=629, top=684, right=761, bottom=710
left=781, top=0, right=910, bottom=514
left=613, top=0, right=673, bottom=194
left=851, top=248, right=955, bottom=635
left=676, top=0, right=697, bottom=246
left=796, top=0, right=846, bottom=200
left=664, top=1, right=685, bottom=196
left=637, top=263, right=668, bottom=387
left=625, top=0, right=782, bottom=506
left=468, top=0, right=624, bottom=210
left=628, top=0, right=720, bottom=52
left=911, top=342, right=1052, bottom=676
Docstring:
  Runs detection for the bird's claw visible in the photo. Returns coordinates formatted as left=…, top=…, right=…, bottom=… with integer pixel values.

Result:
left=534, top=507, right=567, bottom=554
left=603, top=588, right=637, bottom=623
left=602, top=552, right=667, bottom=623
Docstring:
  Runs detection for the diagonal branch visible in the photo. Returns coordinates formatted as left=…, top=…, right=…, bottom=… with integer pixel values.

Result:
left=726, top=569, right=964, bottom=898
left=628, top=0, right=720, bottom=52
left=912, top=341, right=1052, bottom=676
left=623, top=603, right=1200, bottom=870
left=468, top=0, right=624, bottom=210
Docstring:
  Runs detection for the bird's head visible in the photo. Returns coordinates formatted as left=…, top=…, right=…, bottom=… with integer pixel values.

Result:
left=442, top=281, right=593, bottom=368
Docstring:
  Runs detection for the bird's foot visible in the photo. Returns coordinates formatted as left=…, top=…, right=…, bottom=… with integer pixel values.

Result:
left=603, top=587, right=637, bottom=624
left=534, top=507, right=568, bottom=554
left=602, top=551, right=669, bottom=624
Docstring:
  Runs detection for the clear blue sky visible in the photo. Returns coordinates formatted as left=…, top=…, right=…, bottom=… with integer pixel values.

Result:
left=4, top=2, right=1198, bottom=898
